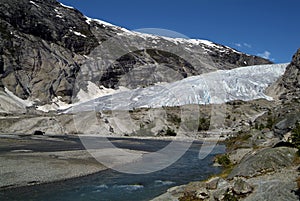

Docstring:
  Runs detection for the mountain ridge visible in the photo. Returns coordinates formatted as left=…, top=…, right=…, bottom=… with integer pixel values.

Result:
left=0, top=0, right=272, bottom=106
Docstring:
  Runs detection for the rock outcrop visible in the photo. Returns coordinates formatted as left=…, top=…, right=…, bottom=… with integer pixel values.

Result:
left=267, top=48, right=300, bottom=101
left=263, top=49, right=300, bottom=137
left=152, top=147, right=299, bottom=201
left=228, top=147, right=296, bottom=179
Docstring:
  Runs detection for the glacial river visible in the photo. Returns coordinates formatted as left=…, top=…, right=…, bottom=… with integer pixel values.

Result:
left=1, top=138, right=225, bottom=201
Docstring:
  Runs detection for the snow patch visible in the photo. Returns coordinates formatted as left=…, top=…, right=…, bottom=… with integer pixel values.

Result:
left=37, top=82, right=128, bottom=112
left=29, top=1, right=40, bottom=8
left=36, top=96, right=71, bottom=113
left=85, top=16, right=130, bottom=33
left=76, top=81, right=128, bottom=102
left=85, top=16, right=115, bottom=27
left=70, top=29, right=87, bottom=38
left=4, top=87, right=33, bottom=107
left=59, top=3, right=74, bottom=9
left=54, top=8, right=63, bottom=18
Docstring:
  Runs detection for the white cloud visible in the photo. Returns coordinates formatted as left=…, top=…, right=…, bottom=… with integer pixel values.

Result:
left=234, top=43, right=252, bottom=48
left=234, top=43, right=242, bottom=47
left=243, top=43, right=252, bottom=48
left=258, top=51, right=271, bottom=60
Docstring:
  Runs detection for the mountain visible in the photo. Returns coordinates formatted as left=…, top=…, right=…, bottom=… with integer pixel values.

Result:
left=0, top=0, right=272, bottom=107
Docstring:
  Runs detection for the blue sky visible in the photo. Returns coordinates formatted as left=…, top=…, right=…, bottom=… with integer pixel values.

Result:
left=59, top=0, right=300, bottom=63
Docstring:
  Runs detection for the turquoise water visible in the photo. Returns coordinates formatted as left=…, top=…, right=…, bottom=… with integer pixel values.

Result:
left=1, top=139, right=225, bottom=201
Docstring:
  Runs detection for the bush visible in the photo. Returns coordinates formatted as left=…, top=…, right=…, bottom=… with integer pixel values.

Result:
left=223, top=192, right=238, bottom=201
left=225, top=133, right=252, bottom=151
left=215, top=154, right=231, bottom=167
left=266, top=116, right=275, bottom=129
left=168, top=114, right=182, bottom=125
left=166, top=127, right=177, bottom=136
left=291, top=122, right=300, bottom=155
left=198, top=117, right=210, bottom=131
left=179, top=192, right=203, bottom=201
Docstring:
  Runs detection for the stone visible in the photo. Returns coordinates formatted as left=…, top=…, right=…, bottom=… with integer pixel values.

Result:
left=213, top=188, right=228, bottom=201
left=232, top=178, right=253, bottom=195
left=217, top=178, right=230, bottom=189
left=206, top=177, right=220, bottom=190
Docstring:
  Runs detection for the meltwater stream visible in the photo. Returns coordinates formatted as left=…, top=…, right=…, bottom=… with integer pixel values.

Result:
left=1, top=139, right=225, bottom=201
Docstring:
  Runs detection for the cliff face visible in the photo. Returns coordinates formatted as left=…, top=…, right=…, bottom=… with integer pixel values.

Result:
left=277, top=49, right=300, bottom=101
left=0, top=0, right=272, bottom=105
left=259, top=49, right=300, bottom=136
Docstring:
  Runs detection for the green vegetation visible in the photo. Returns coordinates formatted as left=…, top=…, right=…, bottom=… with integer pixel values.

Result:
left=223, top=191, right=238, bottom=201
left=198, top=117, right=210, bottom=131
left=291, top=122, right=300, bottom=155
left=167, top=114, right=182, bottom=125
left=215, top=154, right=231, bottom=167
left=266, top=116, right=275, bottom=129
left=166, top=127, right=177, bottom=136
left=225, top=133, right=252, bottom=151
left=178, top=192, right=203, bottom=201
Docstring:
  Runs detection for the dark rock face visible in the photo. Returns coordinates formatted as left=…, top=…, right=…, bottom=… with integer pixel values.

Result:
left=279, top=49, right=300, bottom=93
left=0, top=0, right=98, bottom=54
left=265, top=49, right=300, bottom=136
left=269, top=48, right=300, bottom=101
left=0, top=0, right=99, bottom=103
left=0, top=0, right=272, bottom=105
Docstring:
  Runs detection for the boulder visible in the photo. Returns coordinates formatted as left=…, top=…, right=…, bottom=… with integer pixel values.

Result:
left=206, top=177, right=220, bottom=190
left=232, top=178, right=253, bottom=195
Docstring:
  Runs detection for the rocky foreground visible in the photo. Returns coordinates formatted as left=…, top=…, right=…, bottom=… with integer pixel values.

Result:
left=152, top=138, right=299, bottom=201
left=151, top=49, right=300, bottom=201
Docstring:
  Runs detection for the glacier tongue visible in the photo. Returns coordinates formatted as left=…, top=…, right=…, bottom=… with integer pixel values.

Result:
left=68, top=63, right=288, bottom=113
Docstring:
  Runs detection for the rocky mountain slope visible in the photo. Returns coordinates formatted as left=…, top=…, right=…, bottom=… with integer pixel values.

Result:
left=268, top=48, right=300, bottom=101
left=0, top=0, right=271, bottom=107
left=259, top=49, right=300, bottom=136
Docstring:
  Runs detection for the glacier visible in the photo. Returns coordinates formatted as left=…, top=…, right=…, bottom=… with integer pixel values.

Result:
left=66, top=63, right=288, bottom=113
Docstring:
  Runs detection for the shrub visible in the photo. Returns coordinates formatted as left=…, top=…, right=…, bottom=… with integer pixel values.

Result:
left=215, top=154, right=231, bottom=167
left=291, top=122, right=300, bottom=155
left=225, top=133, right=252, bottom=151
left=223, top=192, right=238, bottom=201
left=166, top=127, right=177, bottom=136
left=198, top=117, right=210, bottom=131
left=168, top=114, right=182, bottom=125
left=179, top=192, right=203, bottom=201
left=266, top=116, right=275, bottom=129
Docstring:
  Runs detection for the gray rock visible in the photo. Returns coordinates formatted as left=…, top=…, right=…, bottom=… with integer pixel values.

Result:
left=213, top=188, right=228, bottom=201
left=232, top=178, right=253, bottom=195
left=217, top=178, right=230, bottom=189
left=228, top=147, right=297, bottom=179
left=242, top=168, right=299, bottom=201
left=206, top=177, right=220, bottom=190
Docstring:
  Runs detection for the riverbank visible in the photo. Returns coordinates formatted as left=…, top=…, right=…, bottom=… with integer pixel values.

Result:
left=0, top=135, right=150, bottom=190
left=0, top=134, right=223, bottom=191
left=151, top=131, right=300, bottom=201
left=0, top=136, right=225, bottom=201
